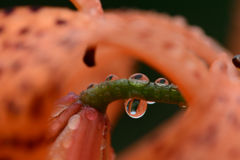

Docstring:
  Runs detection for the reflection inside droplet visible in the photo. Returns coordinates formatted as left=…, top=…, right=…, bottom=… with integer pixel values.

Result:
left=87, top=83, right=97, bottom=89
left=105, top=74, right=119, bottom=81
left=155, top=78, right=169, bottom=86
left=124, top=99, right=147, bottom=118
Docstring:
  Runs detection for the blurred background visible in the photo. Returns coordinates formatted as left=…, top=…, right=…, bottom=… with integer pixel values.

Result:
left=0, top=0, right=234, bottom=154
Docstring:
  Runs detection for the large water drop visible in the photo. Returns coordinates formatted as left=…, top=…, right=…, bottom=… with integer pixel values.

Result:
left=128, top=73, right=149, bottom=87
left=125, top=99, right=147, bottom=118
left=105, top=74, right=119, bottom=81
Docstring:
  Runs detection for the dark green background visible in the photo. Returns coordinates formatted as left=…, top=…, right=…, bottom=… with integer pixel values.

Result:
left=0, top=0, right=234, bottom=153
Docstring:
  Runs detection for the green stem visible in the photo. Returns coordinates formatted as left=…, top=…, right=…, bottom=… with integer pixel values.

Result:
left=79, top=78, right=186, bottom=113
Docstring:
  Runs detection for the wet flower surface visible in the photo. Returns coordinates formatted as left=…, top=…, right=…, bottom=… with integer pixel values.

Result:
left=0, top=0, right=240, bottom=160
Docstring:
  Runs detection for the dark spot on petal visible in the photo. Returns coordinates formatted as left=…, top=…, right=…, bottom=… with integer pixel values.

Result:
left=19, top=27, right=29, bottom=35
left=29, top=5, right=42, bottom=12
left=6, top=100, right=21, bottom=116
left=0, top=67, right=3, bottom=77
left=3, top=7, right=14, bottom=16
left=2, top=41, right=11, bottom=49
left=0, top=134, right=46, bottom=150
left=228, top=147, right=240, bottom=159
left=228, top=113, right=240, bottom=130
left=29, top=95, right=44, bottom=119
left=0, top=156, right=12, bottom=160
left=15, top=42, right=25, bottom=49
left=215, top=94, right=229, bottom=104
left=83, top=46, right=96, bottom=67
left=236, top=96, right=240, bottom=104
left=19, top=80, right=32, bottom=93
left=0, top=26, right=4, bottom=34
left=191, top=124, right=218, bottom=146
left=163, top=41, right=175, bottom=50
left=25, top=134, right=45, bottom=150
left=35, top=30, right=45, bottom=37
left=11, top=136, right=21, bottom=148
left=56, top=19, right=67, bottom=25
left=193, top=70, right=201, bottom=79
left=219, top=61, right=227, bottom=72
left=11, top=61, right=22, bottom=72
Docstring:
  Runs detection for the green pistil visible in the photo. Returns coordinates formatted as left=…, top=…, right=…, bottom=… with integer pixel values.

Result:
left=79, top=78, right=186, bottom=113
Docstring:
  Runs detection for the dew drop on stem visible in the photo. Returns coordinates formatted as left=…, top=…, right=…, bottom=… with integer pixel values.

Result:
left=105, top=74, right=119, bottom=81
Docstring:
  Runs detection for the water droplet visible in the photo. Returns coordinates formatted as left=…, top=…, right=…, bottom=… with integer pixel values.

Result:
left=232, top=55, right=240, bottom=71
left=89, top=94, right=98, bottom=102
left=114, top=87, right=121, bottom=96
left=103, top=125, right=108, bottom=135
left=51, top=105, right=67, bottom=117
left=62, top=136, right=73, bottom=149
left=85, top=107, right=98, bottom=121
left=179, top=103, right=187, bottom=108
left=87, top=83, right=97, bottom=89
left=101, top=82, right=109, bottom=89
left=155, top=78, right=169, bottom=86
left=128, top=73, right=149, bottom=87
left=147, top=101, right=156, bottom=105
left=80, top=91, right=88, bottom=98
left=105, top=74, right=119, bottom=81
left=103, top=92, right=112, bottom=102
left=179, top=105, right=187, bottom=108
left=100, top=139, right=107, bottom=150
left=125, top=99, right=147, bottom=118
left=68, top=114, right=80, bottom=130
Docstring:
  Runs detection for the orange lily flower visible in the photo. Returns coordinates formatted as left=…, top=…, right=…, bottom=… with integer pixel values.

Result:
left=0, top=0, right=239, bottom=160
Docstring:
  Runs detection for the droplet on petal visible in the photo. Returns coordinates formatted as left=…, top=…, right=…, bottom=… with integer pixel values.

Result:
left=105, top=74, right=119, bottom=81
left=87, top=83, right=97, bottom=89
left=100, top=139, right=107, bottom=150
left=155, top=78, right=169, bottom=86
left=62, top=136, right=73, bottom=149
left=85, top=107, right=98, bottom=121
left=102, top=125, right=108, bottom=135
left=125, top=99, right=147, bottom=118
left=128, top=73, right=149, bottom=87
left=68, top=114, right=81, bottom=130
left=51, top=105, right=67, bottom=117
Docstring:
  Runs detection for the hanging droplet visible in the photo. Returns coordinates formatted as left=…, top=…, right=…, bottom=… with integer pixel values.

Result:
left=179, top=103, right=188, bottom=108
left=87, top=83, right=97, bottom=89
left=155, top=78, right=169, bottom=86
left=105, top=74, right=119, bottom=81
left=125, top=99, right=147, bottom=118
left=128, top=73, right=149, bottom=87
left=147, top=101, right=156, bottom=105
left=232, top=55, right=240, bottom=71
